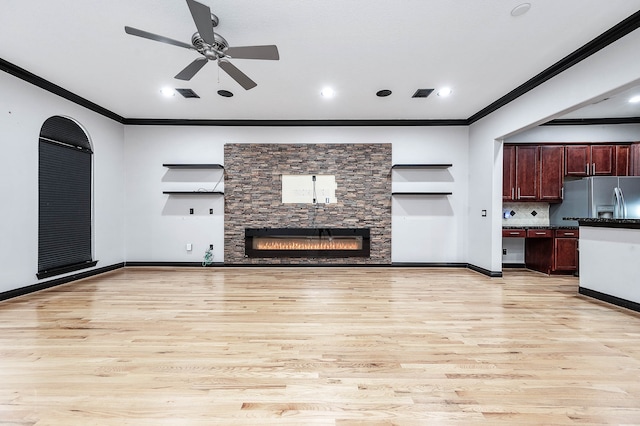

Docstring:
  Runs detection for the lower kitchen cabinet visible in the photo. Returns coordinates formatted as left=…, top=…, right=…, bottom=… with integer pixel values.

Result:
left=523, top=229, right=579, bottom=274
left=554, top=237, right=578, bottom=271
left=525, top=237, right=554, bottom=274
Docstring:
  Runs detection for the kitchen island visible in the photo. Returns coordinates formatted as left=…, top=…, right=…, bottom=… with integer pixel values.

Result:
left=575, top=218, right=640, bottom=313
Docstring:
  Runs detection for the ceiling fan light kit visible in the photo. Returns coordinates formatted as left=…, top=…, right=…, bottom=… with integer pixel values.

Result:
left=124, top=0, right=279, bottom=90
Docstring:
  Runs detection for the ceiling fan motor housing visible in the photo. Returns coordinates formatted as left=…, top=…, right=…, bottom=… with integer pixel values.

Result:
left=192, top=32, right=229, bottom=59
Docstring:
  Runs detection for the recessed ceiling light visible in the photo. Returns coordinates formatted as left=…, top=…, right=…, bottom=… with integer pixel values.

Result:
left=217, top=90, right=234, bottom=97
left=376, top=89, right=392, bottom=97
left=511, top=3, right=531, bottom=17
left=437, top=87, right=452, bottom=97
left=160, top=87, right=175, bottom=97
left=320, top=87, right=336, bottom=98
left=629, top=95, right=640, bottom=103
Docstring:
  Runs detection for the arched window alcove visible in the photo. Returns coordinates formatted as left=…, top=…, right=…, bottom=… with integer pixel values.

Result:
left=37, top=116, right=97, bottom=279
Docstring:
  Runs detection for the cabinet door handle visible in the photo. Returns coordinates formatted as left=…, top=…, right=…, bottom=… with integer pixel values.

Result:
left=511, top=188, right=514, bottom=199
left=564, top=232, right=575, bottom=236
left=586, top=163, right=589, bottom=175
left=510, top=232, right=520, bottom=235
left=517, top=188, right=521, bottom=199
left=561, top=187, right=564, bottom=200
left=592, top=162, right=596, bottom=175
left=535, top=232, right=546, bottom=235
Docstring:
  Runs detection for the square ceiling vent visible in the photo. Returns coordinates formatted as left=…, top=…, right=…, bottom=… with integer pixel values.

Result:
left=412, top=88, right=434, bottom=98
left=176, top=88, right=200, bottom=98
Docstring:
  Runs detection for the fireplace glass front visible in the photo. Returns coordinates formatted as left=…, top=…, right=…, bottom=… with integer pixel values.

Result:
left=245, top=228, right=370, bottom=258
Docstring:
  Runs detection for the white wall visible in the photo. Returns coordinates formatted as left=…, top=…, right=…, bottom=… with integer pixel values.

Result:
left=123, top=125, right=469, bottom=264
left=468, top=28, right=640, bottom=274
left=0, top=72, right=125, bottom=294
left=505, top=123, right=640, bottom=143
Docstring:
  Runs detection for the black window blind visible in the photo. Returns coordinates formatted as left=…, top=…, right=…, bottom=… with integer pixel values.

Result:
left=38, top=116, right=94, bottom=278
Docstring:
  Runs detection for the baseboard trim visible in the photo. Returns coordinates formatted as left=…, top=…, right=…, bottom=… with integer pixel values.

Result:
left=467, top=263, right=503, bottom=277
left=0, top=263, right=125, bottom=301
left=578, top=287, right=640, bottom=314
left=502, top=263, right=526, bottom=268
left=392, top=262, right=468, bottom=268
left=124, top=261, right=224, bottom=267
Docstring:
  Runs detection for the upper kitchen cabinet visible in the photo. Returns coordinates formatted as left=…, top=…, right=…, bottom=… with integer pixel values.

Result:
left=565, top=145, right=590, bottom=177
left=565, top=144, right=615, bottom=176
left=539, top=145, right=564, bottom=202
left=503, top=145, right=516, bottom=201
left=503, top=145, right=539, bottom=201
left=631, top=143, right=640, bottom=176
left=591, top=145, right=615, bottom=175
left=615, top=145, right=630, bottom=176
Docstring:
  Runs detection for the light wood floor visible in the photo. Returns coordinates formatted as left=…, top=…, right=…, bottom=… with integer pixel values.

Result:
left=1, top=267, right=640, bottom=425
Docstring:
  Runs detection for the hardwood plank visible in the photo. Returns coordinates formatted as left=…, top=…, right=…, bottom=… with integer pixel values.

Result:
left=0, top=267, right=639, bottom=424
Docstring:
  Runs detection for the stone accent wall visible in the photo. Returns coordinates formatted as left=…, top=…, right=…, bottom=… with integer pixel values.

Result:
left=224, top=143, right=391, bottom=264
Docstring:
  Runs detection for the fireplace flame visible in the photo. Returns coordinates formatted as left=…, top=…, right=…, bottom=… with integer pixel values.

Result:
left=254, top=237, right=361, bottom=251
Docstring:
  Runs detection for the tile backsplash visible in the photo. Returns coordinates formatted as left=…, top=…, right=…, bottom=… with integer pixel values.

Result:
left=502, top=202, right=549, bottom=227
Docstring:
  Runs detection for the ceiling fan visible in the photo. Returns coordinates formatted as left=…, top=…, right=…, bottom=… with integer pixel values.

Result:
left=124, top=0, right=279, bottom=90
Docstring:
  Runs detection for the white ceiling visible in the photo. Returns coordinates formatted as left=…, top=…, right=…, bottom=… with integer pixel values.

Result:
left=1, top=0, right=640, bottom=121
left=560, top=84, right=640, bottom=119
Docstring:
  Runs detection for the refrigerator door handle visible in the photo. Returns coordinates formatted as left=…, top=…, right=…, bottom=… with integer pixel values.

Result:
left=619, top=187, right=627, bottom=219
left=613, top=187, right=624, bottom=219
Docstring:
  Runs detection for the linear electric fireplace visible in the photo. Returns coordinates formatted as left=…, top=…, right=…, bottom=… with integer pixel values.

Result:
left=245, top=228, right=370, bottom=258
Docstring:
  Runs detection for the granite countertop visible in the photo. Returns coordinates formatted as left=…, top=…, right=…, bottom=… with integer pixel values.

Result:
left=564, top=217, right=640, bottom=229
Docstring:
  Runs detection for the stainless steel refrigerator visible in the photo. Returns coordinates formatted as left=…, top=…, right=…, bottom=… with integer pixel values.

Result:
left=549, top=176, right=640, bottom=226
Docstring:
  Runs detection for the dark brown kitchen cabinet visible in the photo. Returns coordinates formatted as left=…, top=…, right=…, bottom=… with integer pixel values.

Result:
left=525, top=236, right=553, bottom=275
left=565, top=145, right=590, bottom=176
left=615, top=145, right=630, bottom=176
left=503, top=144, right=516, bottom=201
left=539, top=145, right=564, bottom=202
left=632, top=143, right=640, bottom=176
left=503, top=145, right=538, bottom=201
left=523, top=228, right=579, bottom=274
left=515, top=145, right=539, bottom=200
left=591, top=145, right=614, bottom=175
left=554, top=229, right=579, bottom=272
left=565, top=144, right=614, bottom=176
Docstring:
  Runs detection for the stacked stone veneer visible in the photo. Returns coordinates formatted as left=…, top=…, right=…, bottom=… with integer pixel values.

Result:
left=224, top=143, right=391, bottom=264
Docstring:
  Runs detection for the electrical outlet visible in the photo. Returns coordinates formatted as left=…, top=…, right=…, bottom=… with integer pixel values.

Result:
left=189, top=208, right=194, bottom=215
left=503, top=249, right=507, bottom=255
left=209, top=208, right=213, bottom=214
left=209, top=244, right=213, bottom=250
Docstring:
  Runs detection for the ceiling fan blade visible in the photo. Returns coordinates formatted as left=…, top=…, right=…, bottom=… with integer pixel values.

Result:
left=218, top=60, right=257, bottom=90
left=225, top=45, right=280, bottom=60
left=175, top=57, right=209, bottom=80
left=186, top=0, right=216, bottom=45
left=124, top=26, right=194, bottom=50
